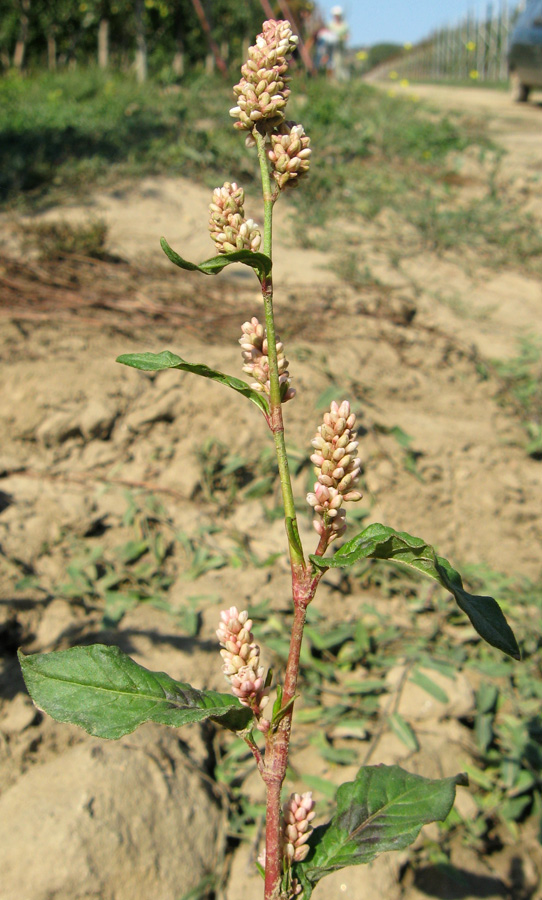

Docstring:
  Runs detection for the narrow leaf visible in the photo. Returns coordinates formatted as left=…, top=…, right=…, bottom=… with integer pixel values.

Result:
left=301, top=775, right=339, bottom=799
left=409, top=669, right=449, bottom=704
left=296, top=764, right=467, bottom=894
left=19, top=644, right=252, bottom=739
left=310, top=524, right=520, bottom=660
left=116, top=351, right=269, bottom=415
left=388, top=713, right=419, bottom=751
left=160, top=236, right=272, bottom=280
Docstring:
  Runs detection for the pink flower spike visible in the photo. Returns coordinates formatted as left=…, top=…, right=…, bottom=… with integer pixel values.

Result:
left=282, top=792, right=316, bottom=868
left=217, top=607, right=269, bottom=719
left=307, top=401, right=363, bottom=545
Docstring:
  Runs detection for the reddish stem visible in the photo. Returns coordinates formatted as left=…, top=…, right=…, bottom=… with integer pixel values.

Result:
left=263, top=565, right=322, bottom=899
left=245, top=735, right=265, bottom=776
left=264, top=775, right=283, bottom=899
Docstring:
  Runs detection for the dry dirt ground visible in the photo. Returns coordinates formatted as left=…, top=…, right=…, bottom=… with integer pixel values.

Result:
left=0, top=85, right=541, bottom=900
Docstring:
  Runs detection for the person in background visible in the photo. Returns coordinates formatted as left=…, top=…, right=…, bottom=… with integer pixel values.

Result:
left=326, top=5, right=350, bottom=80
left=299, top=4, right=326, bottom=71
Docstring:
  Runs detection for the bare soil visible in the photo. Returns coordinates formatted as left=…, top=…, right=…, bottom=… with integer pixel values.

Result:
left=1, top=85, right=541, bottom=900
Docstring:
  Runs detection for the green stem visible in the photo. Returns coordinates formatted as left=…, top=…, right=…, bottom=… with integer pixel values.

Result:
left=256, top=128, right=274, bottom=259
left=255, top=127, right=311, bottom=900
left=255, top=128, right=304, bottom=570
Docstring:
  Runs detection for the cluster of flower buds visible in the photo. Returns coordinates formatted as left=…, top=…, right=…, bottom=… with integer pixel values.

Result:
left=239, top=316, right=295, bottom=403
left=307, top=401, right=363, bottom=541
left=269, top=122, right=311, bottom=190
left=209, top=182, right=261, bottom=254
left=217, top=606, right=269, bottom=722
left=230, top=19, right=298, bottom=133
left=283, top=792, right=316, bottom=863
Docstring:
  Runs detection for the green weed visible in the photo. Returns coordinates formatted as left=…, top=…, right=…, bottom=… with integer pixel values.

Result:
left=4, top=70, right=539, bottom=273
left=493, top=338, right=542, bottom=458
left=0, top=69, right=248, bottom=207
left=21, top=218, right=110, bottom=260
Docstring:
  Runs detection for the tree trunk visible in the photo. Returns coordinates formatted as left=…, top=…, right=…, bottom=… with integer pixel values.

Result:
left=172, top=48, right=184, bottom=77
left=98, top=18, right=109, bottom=69
left=172, top=18, right=184, bottom=77
left=134, top=0, right=147, bottom=82
left=13, top=0, right=31, bottom=70
left=47, top=32, right=56, bottom=70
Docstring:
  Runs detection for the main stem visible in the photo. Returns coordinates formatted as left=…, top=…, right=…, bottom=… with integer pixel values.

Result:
left=255, top=130, right=304, bottom=571
left=255, top=129, right=318, bottom=900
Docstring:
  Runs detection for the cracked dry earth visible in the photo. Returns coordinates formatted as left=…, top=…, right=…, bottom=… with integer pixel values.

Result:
left=1, top=85, right=542, bottom=900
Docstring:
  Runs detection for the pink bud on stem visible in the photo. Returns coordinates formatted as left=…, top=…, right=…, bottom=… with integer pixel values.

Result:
left=282, top=792, right=316, bottom=863
left=239, top=316, right=295, bottom=403
left=217, top=606, right=269, bottom=719
left=307, top=400, right=363, bottom=553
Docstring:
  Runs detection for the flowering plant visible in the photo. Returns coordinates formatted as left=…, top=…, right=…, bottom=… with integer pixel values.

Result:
left=19, top=20, right=520, bottom=900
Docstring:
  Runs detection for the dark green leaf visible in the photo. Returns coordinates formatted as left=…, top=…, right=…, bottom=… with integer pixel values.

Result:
left=116, top=351, right=269, bottom=415
left=310, top=524, right=520, bottom=660
left=19, top=644, right=252, bottom=739
left=296, top=764, right=467, bottom=895
left=160, top=236, right=272, bottom=280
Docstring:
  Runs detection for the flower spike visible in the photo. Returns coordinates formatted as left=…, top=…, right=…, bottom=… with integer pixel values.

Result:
left=209, top=182, right=261, bottom=254
left=307, top=401, right=363, bottom=543
left=230, top=20, right=298, bottom=134
left=283, top=792, right=316, bottom=863
left=217, top=606, right=269, bottom=719
left=239, top=316, right=295, bottom=403
left=269, top=122, right=312, bottom=190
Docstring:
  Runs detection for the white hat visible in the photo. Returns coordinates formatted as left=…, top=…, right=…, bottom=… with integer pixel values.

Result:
left=331, top=5, right=343, bottom=15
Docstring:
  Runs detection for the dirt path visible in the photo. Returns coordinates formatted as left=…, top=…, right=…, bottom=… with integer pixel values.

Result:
left=396, top=83, right=542, bottom=164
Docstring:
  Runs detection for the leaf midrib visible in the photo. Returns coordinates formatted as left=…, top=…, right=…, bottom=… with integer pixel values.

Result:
left=322, top=781, right=447, bottom=863
left=27, top=668, right=233, bottom=712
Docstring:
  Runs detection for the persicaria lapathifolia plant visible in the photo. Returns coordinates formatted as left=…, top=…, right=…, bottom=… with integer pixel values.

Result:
left=19, top=20, right=521, bottom=900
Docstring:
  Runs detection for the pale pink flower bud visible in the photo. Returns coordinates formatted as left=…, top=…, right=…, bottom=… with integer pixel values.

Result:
left=269, top=121, right=311, bottom=190
left=217, top=606, right=269, bottom=718
left=209, top=182, right=261, bottom=255
left=231, top=20, right=298, bottom=133
left=282, top=792, right=315, bottom=867
left=307, top=401, right=362, bottom=544
left=239, top=316, right=294, bottom=403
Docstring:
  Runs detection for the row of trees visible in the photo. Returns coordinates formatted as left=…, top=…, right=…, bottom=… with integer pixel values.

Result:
left=0, top=0, right=315, bottom=78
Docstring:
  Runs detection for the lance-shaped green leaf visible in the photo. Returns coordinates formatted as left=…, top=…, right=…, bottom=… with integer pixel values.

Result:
left=19, top=644, right=252, bottom=739
left=296, top=764, right=467, bottom=896
left=310, top=524, right=520, bottom=660
left=160, top=236, right=272, bottom=281
left=116, top=350, right=269, bottom=415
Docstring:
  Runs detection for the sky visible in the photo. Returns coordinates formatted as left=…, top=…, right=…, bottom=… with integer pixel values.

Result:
left=317, top=0, right=496, bottom=47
